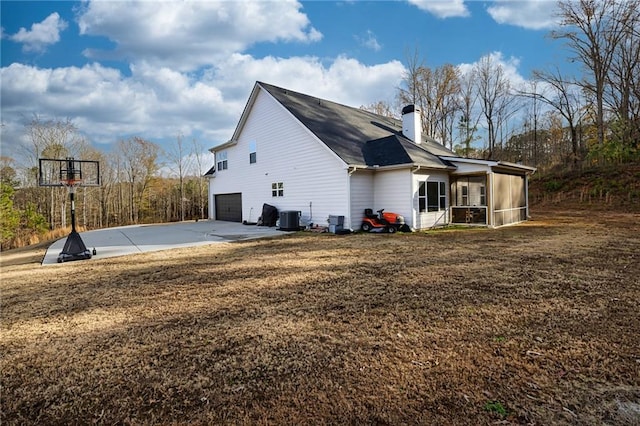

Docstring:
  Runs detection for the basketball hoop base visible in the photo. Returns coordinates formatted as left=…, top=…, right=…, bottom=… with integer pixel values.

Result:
left=57, top=231, right=92, bottom=263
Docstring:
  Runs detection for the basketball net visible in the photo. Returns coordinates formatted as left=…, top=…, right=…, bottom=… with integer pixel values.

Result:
left=63, top=179, right=83, bottom=193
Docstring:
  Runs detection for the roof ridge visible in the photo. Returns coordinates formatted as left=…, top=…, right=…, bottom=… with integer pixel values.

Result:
left=257, top=80, right=399, bottom=125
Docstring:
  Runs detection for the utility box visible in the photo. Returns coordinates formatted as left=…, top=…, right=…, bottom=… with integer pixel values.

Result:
left=328, top=215, right=344, bottom=226
left=328, top=215, right=345, bottom=233
left=279, top=210, right=301, bottom=231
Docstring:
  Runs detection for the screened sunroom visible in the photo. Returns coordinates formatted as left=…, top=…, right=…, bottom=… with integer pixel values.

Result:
left=451, top=175, right=488, bottom=225
left=444, top=158, right=535, bottom=227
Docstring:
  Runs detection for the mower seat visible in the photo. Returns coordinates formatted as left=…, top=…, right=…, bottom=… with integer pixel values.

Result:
left=364, top=208, right=378, bottom=219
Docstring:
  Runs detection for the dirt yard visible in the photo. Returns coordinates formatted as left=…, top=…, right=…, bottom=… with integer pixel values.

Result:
left=1, top=207, right=639, bottom=425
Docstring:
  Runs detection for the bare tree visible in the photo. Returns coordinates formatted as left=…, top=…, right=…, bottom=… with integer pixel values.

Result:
left=474, top=54, right=516, bottom=159
left=399, top=59, right=462, bottom=147
left=552, top=0, right=635, bottom=148
left=606, top=2, right=640, bottom=149
left=526, top=68, right=587, bottom=166
left=399, top=47, right=425, bottom=105
left=516, top=80, right=544, bottom=165
left=191, top=138, right=211, bottom=220
left=117, top=137, right=160, bottom=224
left=456, top=67, right=481, bottom=157
left=419, top=64, right=460, bottom=147
left=433, top=64, right=461, bottom=148
left=166, top=134, right=193, bottom=222
left=22, top=117, right=88, bottom=229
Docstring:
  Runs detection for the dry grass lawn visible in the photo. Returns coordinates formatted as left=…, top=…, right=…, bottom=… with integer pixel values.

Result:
left=1, top=207, right=639, bottom=425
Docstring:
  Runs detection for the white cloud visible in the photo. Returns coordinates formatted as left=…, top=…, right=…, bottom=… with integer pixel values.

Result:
left=486, top=0, right=560, bottom=30
left=76, top=0, right=322, bottom=71
left=210, top=54, right=404, bottom=109
left=356, top=30, right=382, bottom=52
left=10, top=12, right=68, bottom=52
left=407, top=0, right=470, bottom=18
left=458, top=51, right=528, bottom=91
left=0, top=55, right=406, bottom=155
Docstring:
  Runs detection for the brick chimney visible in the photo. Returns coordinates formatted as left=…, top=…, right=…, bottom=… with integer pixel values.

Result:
left=402, top=104, right=422, bottom=144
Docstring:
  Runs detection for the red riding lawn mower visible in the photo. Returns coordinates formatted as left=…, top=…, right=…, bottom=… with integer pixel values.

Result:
left=361, top=208, right=410, bottom=233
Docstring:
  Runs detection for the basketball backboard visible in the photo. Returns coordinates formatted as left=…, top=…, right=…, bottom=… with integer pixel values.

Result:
left=39, top=158, right=100, bottom=187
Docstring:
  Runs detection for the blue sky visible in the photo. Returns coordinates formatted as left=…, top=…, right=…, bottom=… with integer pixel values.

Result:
left=1, top=0, right=570, bottom=169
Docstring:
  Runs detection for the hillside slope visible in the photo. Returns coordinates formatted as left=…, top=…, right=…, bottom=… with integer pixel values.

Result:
left=529, top=162, right=640, bottom=212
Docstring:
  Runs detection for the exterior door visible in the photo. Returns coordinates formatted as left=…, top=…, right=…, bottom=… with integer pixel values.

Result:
left=215, top=193, right=242, bottom=222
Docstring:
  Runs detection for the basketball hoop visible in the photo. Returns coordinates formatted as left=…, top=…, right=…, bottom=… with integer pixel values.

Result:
left=38, top=157, right=100, bottom=263
left=62, top=178, right=83, bottom=193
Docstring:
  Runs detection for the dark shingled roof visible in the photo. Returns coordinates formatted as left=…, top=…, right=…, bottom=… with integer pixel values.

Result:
left=203, top=165, right=216, bottom=177
left=258, top=82, right=455, bottom=169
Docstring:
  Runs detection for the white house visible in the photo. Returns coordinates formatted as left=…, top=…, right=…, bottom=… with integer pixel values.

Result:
left=206, top=81, right=536, bottom=230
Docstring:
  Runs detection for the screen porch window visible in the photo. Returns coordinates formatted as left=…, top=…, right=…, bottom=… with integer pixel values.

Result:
left=216, top=151, right=228, bottom=171
left=454, top=176, right=486, bottom=206
left=451, top=175, right=488, bottom=225
left=419, top=181, right=446, bottom=212
left=272, top=182, right=283, bottom=197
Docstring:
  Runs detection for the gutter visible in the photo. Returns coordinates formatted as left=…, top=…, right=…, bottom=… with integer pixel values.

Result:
left=369, top=163, right=451, bottom=172
left=208, top=139, right=237, bottom=153
left=348, top=165, right=368, bottom=176
left=494, top=161, right=537, bottom=175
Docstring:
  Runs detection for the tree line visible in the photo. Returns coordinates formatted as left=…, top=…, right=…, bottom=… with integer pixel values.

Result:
left=1, top=118, right=209, bottom=250
left=364, top=0, right=639, bottom=170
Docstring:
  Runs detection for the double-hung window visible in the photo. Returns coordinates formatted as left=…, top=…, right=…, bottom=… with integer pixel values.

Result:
left=216, top=151, right=228, bottom=171
left=419, top=181, right=446, bottom=212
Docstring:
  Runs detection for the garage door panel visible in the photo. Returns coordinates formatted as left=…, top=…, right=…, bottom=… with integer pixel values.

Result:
left=215, top=193, right=242, bottom=222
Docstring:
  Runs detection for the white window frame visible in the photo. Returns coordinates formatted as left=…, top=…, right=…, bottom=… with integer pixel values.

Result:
left=418, top=180, right=446, bottom=213
left=271, top=182, right=284, bottom=197
left=216, top=151, right=228, bottom=171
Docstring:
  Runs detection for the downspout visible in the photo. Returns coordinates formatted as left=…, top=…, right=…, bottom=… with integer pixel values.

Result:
left=411, top=165, right=422, bottom=229
left=347, top=166, right=360, bottom=230
left=210, top=191, right=215, bottom=220
left=411, top=165, right=422, bottom=230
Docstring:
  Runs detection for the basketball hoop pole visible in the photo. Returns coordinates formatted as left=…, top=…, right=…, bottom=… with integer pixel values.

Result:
left=57, top=157, right=93, bottom=263
left=66, top=158, right=78, bottom=234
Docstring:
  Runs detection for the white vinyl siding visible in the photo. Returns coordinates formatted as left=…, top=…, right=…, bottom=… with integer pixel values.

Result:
left=349, top=171, right=374, bottom=230
left=249, top=141, right=257, bottom=164
left=373, top=169, right=413, bottom=227
left=210, top=88, right=348, bottom=225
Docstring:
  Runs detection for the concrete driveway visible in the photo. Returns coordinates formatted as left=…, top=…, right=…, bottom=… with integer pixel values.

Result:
left=42, top=220, right=288, bottom=265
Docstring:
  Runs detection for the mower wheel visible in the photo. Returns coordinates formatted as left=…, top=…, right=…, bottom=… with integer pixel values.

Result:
left=387, top=226, right=397, bottom=234
left=361, top=222, right=372, bottom=232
